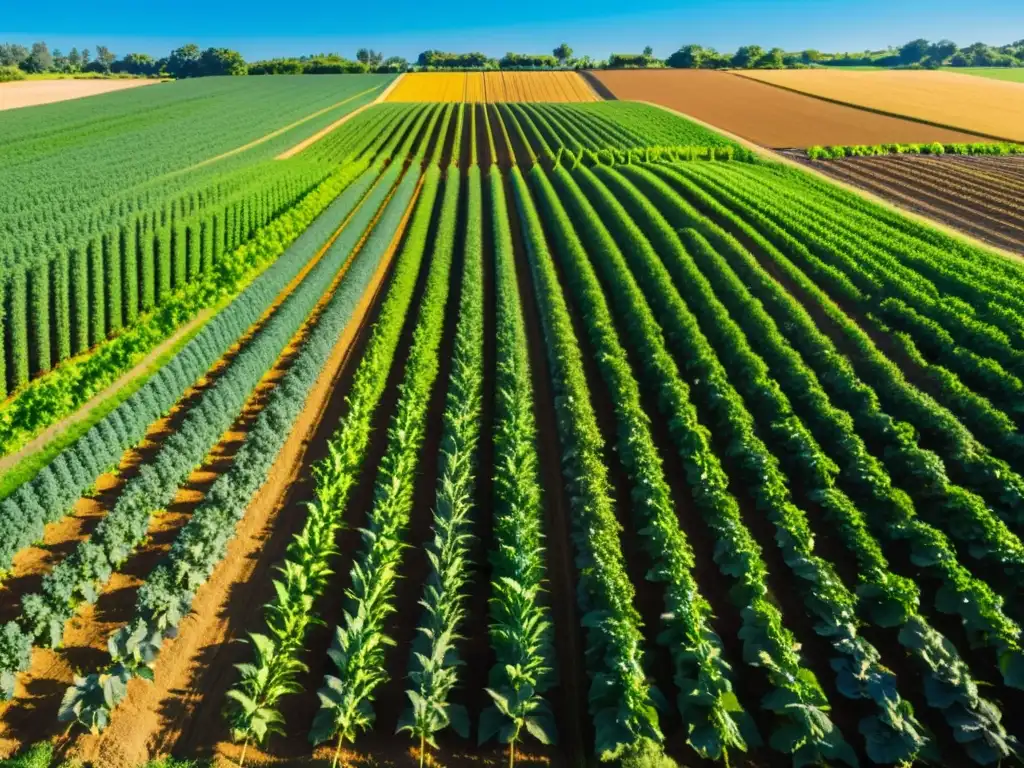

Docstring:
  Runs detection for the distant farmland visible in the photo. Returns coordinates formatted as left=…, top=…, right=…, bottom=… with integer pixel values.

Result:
left=589, top=69, right=986, bottom=147
left=739, top=68, right=1024, bottom=142
left=0, top=78, right=162, bottom=110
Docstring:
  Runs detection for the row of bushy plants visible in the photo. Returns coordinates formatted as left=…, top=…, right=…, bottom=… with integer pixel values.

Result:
left=310, top=166, right=459, bottom=765
left=224, top=164, right=429, bottom=759
left=57, top=157, right=408, bottom=738
left=0, top=161, right=378, bottom=575
left=807, top=141, right=1024, bottom=159
left=0, top=159, right=402, bottom=705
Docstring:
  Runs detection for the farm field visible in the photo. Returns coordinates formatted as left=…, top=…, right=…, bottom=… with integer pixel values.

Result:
left=2, top=93, right=1024, bottom=768
left=943, top=67, right=1024, bottom=83
left=738, top=69, right=1024, bottom=142
left=587, top=69, right=984, bottom=147
left=385, top=71, right=598, bottom=102
left=786, top=151, right=1024, bottom=255
left=0, top=74, right=394, bottom=475
left=0, top=78, right=163, bottom=111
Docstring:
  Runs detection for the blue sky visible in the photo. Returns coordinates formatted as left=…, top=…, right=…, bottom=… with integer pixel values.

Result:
left=3, top=0, right=1022, bottom=61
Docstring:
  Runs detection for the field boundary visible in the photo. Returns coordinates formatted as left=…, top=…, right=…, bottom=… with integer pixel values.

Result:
left=274, top=73, right=405, bottom=160
left=729, top=70, right=1015, bottom=144
left=639, top=100, right=1024, bottom=266
left=168, top=83, right=386, bottom=174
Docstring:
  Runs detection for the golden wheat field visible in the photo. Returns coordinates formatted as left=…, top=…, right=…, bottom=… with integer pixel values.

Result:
left=385, top=71, right=598, bottom=102
left=736, top=69, right=1024, bottom=142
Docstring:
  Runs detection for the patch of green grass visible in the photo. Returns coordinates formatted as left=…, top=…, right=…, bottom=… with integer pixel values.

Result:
left=0, top=743, right=54, bottom=768
left=941, top=67, right=1024, bottom=82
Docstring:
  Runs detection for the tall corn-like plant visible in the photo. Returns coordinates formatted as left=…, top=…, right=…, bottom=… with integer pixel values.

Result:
left=398, top=166, right=484, bottom=767
left=478, top=170, right=557, bottom=767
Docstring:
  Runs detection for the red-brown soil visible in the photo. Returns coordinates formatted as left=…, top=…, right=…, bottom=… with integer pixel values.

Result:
left=785, top=153, right=1024, bottom=255
left=588, top=70, right=986, bottom=148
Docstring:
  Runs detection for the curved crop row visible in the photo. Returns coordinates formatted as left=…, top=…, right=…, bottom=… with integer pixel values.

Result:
left=0, top=161, right=379, bottom=575
left=510, top=166, right=663, bottom=762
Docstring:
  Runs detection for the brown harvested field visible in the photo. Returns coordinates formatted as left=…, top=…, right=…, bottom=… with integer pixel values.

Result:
left=0, top=78, right=161, bottom=111
left=587, top=69, right=985, bottom=148
left=739, top=69, right=1024, bottom=142
left=784, top=152, right=1024, bottom=255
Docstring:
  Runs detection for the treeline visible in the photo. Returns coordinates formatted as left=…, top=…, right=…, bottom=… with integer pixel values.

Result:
left=414, top=38, right=1024, bottom=71
left=661, top=38, right=1024, bottom=70
left=5, top=36, right=1022, bottom=80
left=248, top=49, right=407, bottom=75
left=0, top=41, right=246, bottom=78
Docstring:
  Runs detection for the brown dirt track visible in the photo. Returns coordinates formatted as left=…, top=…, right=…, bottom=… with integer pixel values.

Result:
left=785, top=153, right=1024, bottom=256
left=588, top=70, right=985, bottom=148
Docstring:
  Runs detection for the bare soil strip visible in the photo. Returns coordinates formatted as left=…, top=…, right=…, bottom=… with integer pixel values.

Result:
left=0, top=307, right=213, bottom=477
left=786, top=154, right=1024, bottom=256
left=589, top=70, right=984, bottom=148
left=274, top=75, right=405, bottom=160
left=0, top=170, right=389, bottom=759
left=0, top=79, right=162, bottom=111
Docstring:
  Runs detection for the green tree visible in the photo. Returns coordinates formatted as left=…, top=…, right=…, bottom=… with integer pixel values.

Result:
left=81, top=47, right=91, bottom=66
left=199, top=47, right=247, bottom=76
left=666, top=44, right=706, bottom=68
left=0, top=43, right=29, bottom=67
left=758, top=47, right=785, bottom=68
left=114, top=52, right=157, bottom=75
left=356, top=48, right=383, bottom=67
left=926, top=39, right=957, bottom=63
left=553, top=42, right=573, bottom=64
left=24, top=41, right=53, bottom=73
left=802, top=49, right=823, bottom=63
left=643, top=45, right=654, bottom=57
left=899, top=38, right=931, bottom=64
left=52, top=48, right=68, bottom=72
left=67, top=47, right=81, bottom=70
left=166, top=43, right=200, bottom=77
left=732, top=44, right=764, bottom=68
left=95, top=45, right=117, bottom=72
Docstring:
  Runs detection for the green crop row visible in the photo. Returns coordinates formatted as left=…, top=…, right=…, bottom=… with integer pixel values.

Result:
left=311, top=166, right=459, bottom=764
left=223, top=163, right=427, bottom=757
left=807, top=142, right=1024, bottom=159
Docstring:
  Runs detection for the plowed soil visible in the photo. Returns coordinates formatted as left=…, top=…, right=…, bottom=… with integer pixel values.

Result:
left=0, top=79, right=161, bottom=111
left=588, top=70, right=985, bottom=148
left=785, top=153, right=1024, bottom=255
left=739, top=69, right=1024, bottom=142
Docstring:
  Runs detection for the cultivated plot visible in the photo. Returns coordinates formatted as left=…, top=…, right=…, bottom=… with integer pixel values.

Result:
left=787, top=151, right=1024, bottom=255
left=739, top=68, right=1024, bottom=142
left=0, top=78, right=163, bottom=111
left=588, top=69, right=986, bottom=148
left=385, top=71, right=598, bottom=102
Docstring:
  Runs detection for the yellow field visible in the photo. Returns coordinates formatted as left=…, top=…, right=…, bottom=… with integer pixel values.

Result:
left=385, top=72, right=599, bottom=102
left=736, top=69, right=1024, bottom=142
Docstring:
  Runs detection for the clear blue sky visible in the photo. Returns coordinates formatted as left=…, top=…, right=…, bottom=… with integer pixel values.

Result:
left=2, top=0, right=1022, bottom=61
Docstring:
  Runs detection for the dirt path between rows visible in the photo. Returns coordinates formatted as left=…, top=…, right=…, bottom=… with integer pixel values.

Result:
left=0, top=307, right=213, bottom=479
left=70, top=172, right=420, bottom=768
left=0, top=79, right=162, bottom=111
